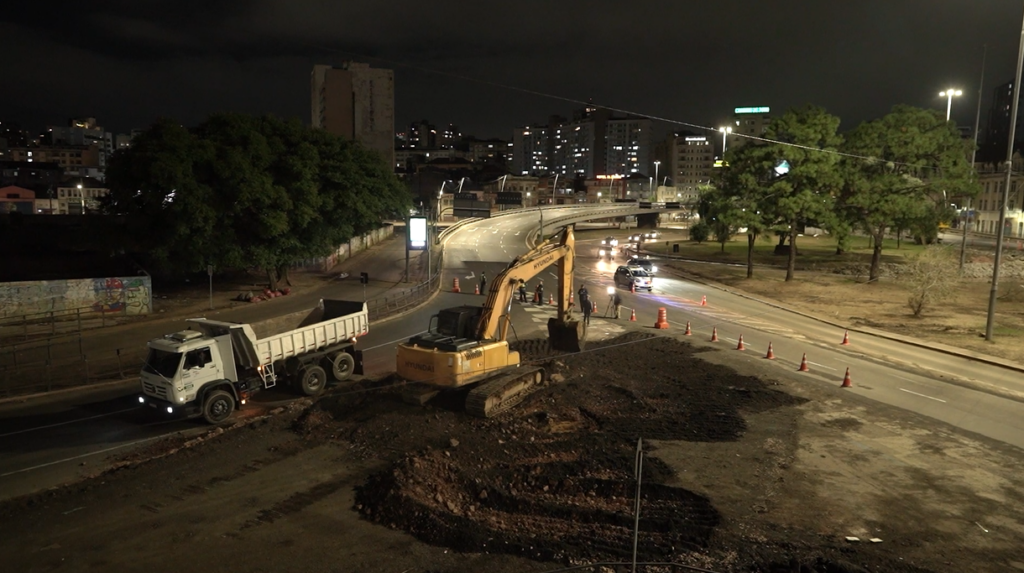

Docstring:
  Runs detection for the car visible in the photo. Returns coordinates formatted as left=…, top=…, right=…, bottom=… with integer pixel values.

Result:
left=627, top=257, right=657, bottom=275
left=614, top=265, right=653, bottom=291
left=628, top=234, right=643, bottom=243
left=642, top=232, right=659, bottom=241
left=597, top=246, right=614, bottom=258
left=600, top=236, right=619, bottom=247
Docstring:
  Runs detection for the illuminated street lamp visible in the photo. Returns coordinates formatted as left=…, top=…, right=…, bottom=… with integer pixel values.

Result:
left=718, top=126, right=732, bottom=157
left=939, top=88, right=963, bottom=121
left=77, top=183, right=84, bottom=215
left=653, top=161, right=660, bottom=195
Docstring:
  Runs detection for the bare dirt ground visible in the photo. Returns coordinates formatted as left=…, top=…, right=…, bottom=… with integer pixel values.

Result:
left=2, top=332, right=1023, bottom=572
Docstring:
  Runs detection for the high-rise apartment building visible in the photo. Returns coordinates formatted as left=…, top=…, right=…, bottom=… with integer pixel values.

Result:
left=311, top=62, right=395, bottom=169
left=512, top=107, right=651, bottom=178
left=726, top=106, right=772, bottom=153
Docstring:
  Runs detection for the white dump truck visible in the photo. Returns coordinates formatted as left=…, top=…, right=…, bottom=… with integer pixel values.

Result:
left=139, top=299, right=368, bottom=423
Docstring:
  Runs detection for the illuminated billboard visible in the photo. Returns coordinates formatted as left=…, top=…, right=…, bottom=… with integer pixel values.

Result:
left=734, top=106, right=770, bottom=114
left=409, top=217, right=427, bottom=250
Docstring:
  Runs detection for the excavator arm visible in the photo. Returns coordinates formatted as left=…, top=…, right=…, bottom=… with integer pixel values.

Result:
left=475, top=226, right=584, bottom=351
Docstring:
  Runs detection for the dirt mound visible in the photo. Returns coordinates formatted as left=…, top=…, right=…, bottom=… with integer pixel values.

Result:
left=352, top=334, right=807, bottom=564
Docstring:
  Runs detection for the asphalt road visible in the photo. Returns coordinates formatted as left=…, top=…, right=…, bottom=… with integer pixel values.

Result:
left=4, top=205, right=1024, bottom=502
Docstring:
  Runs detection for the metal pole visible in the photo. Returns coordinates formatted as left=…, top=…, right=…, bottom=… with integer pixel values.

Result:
left=946, top=92, right=953, bottom=122
left=962, top=45, right=988, bottom=273
left=632, top=437, right=643, bottom=573
left=986, top=9, right=1024, bottom=341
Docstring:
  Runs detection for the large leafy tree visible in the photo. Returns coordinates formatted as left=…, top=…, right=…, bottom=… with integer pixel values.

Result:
left=714, top=144, right=786, bottom=278
left=104, top=114, right=411, bottom=287
left=726, top=106, right=844, bottom=281
left=839, top=105, right=978, bottom=281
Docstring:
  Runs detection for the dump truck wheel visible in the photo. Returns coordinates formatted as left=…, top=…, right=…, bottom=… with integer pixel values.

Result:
left=299, top=365, right=327, bottom=396
left=328, top=352, right=355, bottom=381
left=203, top=390, right=235, bottom=424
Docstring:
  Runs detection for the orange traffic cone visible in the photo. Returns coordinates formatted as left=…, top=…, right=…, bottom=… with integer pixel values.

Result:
left=841, top=367, right=853, bottom=388
left=765, top=342, right=775, bottom=360
left=592, top=300, right=598, bottom=312
left=629, top=308, right=636, bottom=321
left=700, top=295, right=707, bottom=306
left=630, top=282, right=636, bottom=293
left=569, top=292, right=574, bottom=305
left=841, top=330, right=850, bottom=346
left=654, top=307, right=669, bottom=329
left=684, top=321, right=692, bottom=336
left=452, top=278, right=461, bottom=293
left=736, top=334, right=745, bottom=350
left=710, top=327, right=719, bottom=342
left=474, top=283, right=480, bottom=295
left=798, top=353, right=809, bottom=372
left=549, top=294, right=555, bottom=305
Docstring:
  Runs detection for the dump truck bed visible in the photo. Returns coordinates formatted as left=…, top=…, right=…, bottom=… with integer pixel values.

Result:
left=187, top=300, right=368, bottom=369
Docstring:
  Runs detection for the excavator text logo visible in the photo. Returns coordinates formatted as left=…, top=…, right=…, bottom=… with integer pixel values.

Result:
left=403, top=361, right=434, bottom=373
left=464, top=349, right=483, bottom=360
left=531, top=252, right=558, bottom=272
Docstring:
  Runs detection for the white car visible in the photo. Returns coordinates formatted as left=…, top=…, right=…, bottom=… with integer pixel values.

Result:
left=627, top=257, right=657, bottom=275
left=615, top=266, right=653, bottom=291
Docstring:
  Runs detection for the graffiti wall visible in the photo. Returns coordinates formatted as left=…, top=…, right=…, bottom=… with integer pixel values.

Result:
left=0, top=276, right=152, bottom=320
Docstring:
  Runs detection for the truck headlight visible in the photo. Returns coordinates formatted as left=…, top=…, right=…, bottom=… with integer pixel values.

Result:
left=166, top=406, right=174, bottom=414
left=651, top=266, right=658, bottom=273
left=138, top=396, right=145, bottom=404
left=178, top=396, right=185, bottom=403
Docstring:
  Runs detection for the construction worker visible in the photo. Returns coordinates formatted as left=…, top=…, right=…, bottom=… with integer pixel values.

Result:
left=578, top=283, right=591, bottom=325
left=613, top=292, right=623, bottom=319
left=479, top=272, right=487, bottom=294
left=517, top=279, right=528, bottom=303
left=535, top=280, right=544, bottom=304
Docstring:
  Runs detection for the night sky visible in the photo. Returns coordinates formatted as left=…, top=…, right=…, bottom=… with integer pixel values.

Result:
left=3, top=1, right=1023, bottom=139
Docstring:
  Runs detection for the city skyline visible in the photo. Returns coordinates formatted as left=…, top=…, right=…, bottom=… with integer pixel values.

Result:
left=2, top=2, right=1021, bottom=140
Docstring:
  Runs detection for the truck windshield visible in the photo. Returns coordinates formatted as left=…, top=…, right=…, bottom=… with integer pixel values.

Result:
left=143, top=349, right=182, bottom=379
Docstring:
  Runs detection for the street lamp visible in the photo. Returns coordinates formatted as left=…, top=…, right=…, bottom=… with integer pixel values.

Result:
left=718, top=126, right=732, bottom=157
left=77, top=183, right=84, bottom=215
left=653, top=161, right=660, bottom=196
left=939, top=88, right=963, bottom=122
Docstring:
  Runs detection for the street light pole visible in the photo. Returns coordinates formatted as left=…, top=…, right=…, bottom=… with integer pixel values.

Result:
left=718, top=126, right=732, bottom=158
left=940, top=88, right=963, bottom=122
left=986, top=8, right=1024, bottom=342
left=653, top=161, right=660, bottom=198
left=961, top=45, right=988, bottom=273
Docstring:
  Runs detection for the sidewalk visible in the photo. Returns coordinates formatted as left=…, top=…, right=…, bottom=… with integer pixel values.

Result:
left=0, top=233, right=430, bottom=396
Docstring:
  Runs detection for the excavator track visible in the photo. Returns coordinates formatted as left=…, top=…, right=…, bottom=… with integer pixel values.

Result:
left=465, top=367, right=546, bottom=418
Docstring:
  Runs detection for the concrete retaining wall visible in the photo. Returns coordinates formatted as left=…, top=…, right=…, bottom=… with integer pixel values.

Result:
left=0, top=275, right=153, bottom=320
left=293, top=225, right=395, bottom=272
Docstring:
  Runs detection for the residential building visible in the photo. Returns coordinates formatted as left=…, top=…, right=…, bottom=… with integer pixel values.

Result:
left=512, top=107, right=651, bottom=178
left=0, top=185, right=35, bottom=214
left=407, top=120, right=437, bottom=149
left=311, top=62, right=395, bottom=169
left=465, top=138, right=509, bottom=164
left=1, top=161, right=64, bottom=192
left=7, top=145, right=101, bottom=174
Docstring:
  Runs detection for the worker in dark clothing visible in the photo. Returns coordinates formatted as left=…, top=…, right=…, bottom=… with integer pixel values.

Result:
left=535, top=280, right=545, bottom=304
left=479, top=272, right=486, bottom=294
left=578, top=284, right=591, bottom=325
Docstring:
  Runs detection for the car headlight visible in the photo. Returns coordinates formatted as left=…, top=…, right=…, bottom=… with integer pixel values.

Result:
left=651, top=266, right=658, bottom=273
left=166, top=406, right=174, bottom=414
left=599, top=249, right=606, bottom=255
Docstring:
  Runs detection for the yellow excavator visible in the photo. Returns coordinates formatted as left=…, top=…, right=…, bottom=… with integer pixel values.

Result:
left=396, top=226, right=585, bottom=417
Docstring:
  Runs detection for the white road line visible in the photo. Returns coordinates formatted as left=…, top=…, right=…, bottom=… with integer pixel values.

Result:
left=0, top=434, right=168, bottom=478
left=807, top=361, right=836, bottom=371
left=0, top=407, right=142, bottom=437
left=899, top=388, right=947, bottom=403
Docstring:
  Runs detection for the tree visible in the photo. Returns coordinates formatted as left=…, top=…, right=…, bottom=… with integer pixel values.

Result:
left=715, top=144, right=786, bottom=278
left=104, top=114, right=411, bottom=287
left=840, top=106, right=979, bottom=282
left=898, top=247, right=958, bottom=317
left=727, top=106, right=844, bottom=281
left=690, top=221, right=710, bottom=243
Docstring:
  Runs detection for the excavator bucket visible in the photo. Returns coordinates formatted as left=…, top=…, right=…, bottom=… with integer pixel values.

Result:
left=548, top=318, right=586, bottom=352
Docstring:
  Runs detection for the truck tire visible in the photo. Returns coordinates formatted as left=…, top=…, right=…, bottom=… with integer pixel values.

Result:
left=327, top=352, right=355, bottom=382
left=299, top=365, right=327, bottom=396
left=203, top=390, right=235, bottom=424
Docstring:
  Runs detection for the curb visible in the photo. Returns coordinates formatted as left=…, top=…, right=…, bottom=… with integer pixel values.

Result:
left=0, top=377, right=140, bottom=406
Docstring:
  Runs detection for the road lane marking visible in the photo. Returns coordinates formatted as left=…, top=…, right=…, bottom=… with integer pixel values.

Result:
left=898, top=388, right=947, bottom=403
left=0, top=406, right=142, bottom=437
left=806, top=361, right=836, bottom=371
left=0, top=434, right=168, bottom=478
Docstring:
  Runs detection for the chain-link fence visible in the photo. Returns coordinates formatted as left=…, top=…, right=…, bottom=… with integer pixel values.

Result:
left=0, top=250, right=447, bottom=398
